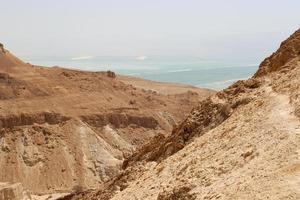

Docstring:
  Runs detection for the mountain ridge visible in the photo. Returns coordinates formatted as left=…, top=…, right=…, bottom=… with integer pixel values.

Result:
left=0, top=45, right=214, bottom=199
left=64, top=28, right=300, bottom=200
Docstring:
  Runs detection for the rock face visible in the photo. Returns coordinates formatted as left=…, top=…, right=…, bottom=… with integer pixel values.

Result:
left=0, top=45, right=214, bottom=196
left=0, top=183, right=30, bottom=200
left=0, top=112, right=70, bottom=128
left=65, top=29, right=300, bottom=200
left=80, top=113, right=158, bottom=129
left=255, top=29, right=300, bottom=76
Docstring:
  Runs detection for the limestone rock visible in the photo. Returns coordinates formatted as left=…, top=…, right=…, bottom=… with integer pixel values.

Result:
left=0, top=183, right=31, bottom=200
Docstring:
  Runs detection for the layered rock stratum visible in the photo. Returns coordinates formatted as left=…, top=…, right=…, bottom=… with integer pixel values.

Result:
left=0, top=44, right=213, bottom=199
left=64, top=29, right=300, bottom=199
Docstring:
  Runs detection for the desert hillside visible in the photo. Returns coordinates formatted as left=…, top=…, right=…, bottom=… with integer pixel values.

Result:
left=65, top=29, right=300, bottom=200
left=0, top=44, right=214, bottom=199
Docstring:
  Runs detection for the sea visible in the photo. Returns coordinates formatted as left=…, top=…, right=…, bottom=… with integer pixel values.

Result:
left=24, top=56, right=258, bottom=91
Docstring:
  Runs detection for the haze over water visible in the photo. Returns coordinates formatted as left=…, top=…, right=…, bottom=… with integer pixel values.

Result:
left=3, top=1, right=299, bottom=90
left=24, top=56, right=258, bottom=90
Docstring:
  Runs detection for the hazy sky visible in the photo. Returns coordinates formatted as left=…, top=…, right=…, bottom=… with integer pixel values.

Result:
left=1, top=0, right=300, bottom=63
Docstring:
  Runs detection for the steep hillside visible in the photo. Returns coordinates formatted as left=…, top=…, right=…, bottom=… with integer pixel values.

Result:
left=0, top=45, right=213, bottom=198
left=67, top=29, right=300, bottom=199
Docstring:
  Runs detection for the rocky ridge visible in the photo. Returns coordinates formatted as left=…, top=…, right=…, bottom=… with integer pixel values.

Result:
left=0, top=45, right=213, bottom=199
left=64, top=29, right=300, bottom=200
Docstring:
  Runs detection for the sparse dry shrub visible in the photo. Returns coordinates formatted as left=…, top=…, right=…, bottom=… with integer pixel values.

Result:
left=107, top=70, right=116, bottom=78
left=72, top=185, right=84, bottom=193
left=157, top=186, right=196, bottom=200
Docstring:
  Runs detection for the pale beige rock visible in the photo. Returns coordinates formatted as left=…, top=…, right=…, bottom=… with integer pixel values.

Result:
left=0, top=44, right=213, bottom=196
left=0, top=182, right=31, bottom=200
left=66, top=28, right=300, bottom=200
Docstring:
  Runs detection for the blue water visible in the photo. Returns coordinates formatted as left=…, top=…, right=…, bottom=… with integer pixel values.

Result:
left=23, top=56, right=258, bottom=90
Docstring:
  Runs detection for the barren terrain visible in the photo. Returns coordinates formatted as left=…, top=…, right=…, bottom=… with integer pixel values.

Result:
left=0, top=43, right=213, bottom=199
left=1, top=28, right=300, bottom=200
left=64, top=29, right=300, bottom=200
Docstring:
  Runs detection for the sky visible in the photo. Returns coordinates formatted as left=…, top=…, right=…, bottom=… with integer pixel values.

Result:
left=1, top=0, right=300, bottom=63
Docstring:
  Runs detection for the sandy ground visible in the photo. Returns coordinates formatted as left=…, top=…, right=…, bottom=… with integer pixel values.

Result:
left=118, top=75, right=213, bottom=95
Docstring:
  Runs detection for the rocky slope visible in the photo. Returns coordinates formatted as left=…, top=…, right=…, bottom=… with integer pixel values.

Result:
left=65, top=29, right=300, bottom=199
left=0, top=45, right=213, bottom=199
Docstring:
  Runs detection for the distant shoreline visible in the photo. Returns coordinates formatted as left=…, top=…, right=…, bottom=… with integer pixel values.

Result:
left=25, top=57, right=258, bottom=90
